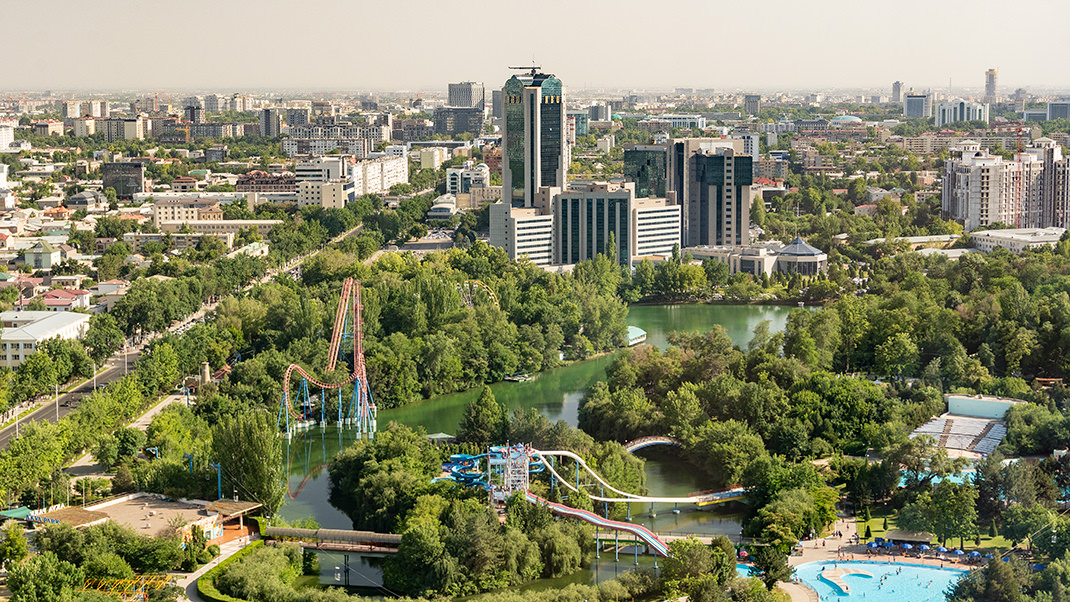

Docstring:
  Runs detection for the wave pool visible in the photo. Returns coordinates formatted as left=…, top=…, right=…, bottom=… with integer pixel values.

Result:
left=794, top=560, right=967, bottom=601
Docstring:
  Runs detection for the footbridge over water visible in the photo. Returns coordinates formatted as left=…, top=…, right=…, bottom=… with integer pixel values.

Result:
left=264, top=526, right=401, bottom=554
left=622, top=436, right=682, bottom=453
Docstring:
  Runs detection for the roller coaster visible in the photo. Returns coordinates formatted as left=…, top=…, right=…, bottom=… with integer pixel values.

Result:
left=277, top=278, right=377, bottom=439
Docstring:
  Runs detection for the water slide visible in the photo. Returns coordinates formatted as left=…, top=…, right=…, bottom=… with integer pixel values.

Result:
left=523, top=491, right=670, bottom=557
left=622, top=436, right=683, bottom=453
left=532, top=449, right=748, bottom=505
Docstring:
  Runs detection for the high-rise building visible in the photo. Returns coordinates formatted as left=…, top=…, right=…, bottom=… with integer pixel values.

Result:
left=448, top=82, right=485, bottom=109
left=623, top=144, right=667, bottom=198
left=567, top=111, right=589, bottom=137
left=501, top=69, right=566, bottom=207
left=286, top=107, right=311, bottom=128
left=259, top=108, right=281, bottom=137
left=985, top=69, right=998, bottom=105
left=943, top=139, right=1070, bottom=231
left=184, top=105, right=204, bottom=124
left=491, top=90, right=503, bottom=119
left=892, top=81, right=903, bottom=103
left=587, top=103, right=610, bottom=122
left=744, top=94, right=761, bottom=115
left=904, top=92, right=933, bottom=118
left=934, top=99, right=990, bottom=127
left=666, top=138, right=753, bottom=247
left=433, top=106, right=484, bottom=136
left=204, top=94, right=223, bottom=113
left=102, top=162, right=146, bottom=198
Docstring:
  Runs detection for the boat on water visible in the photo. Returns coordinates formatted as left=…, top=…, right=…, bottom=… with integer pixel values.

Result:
left=504, top=373, right=532, bottom=382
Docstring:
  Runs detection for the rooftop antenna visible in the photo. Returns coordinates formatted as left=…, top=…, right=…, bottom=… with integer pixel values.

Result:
left=509, top=62, right=541, bottom=78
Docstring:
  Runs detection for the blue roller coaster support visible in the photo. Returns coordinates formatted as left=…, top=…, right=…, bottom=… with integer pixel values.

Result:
left=183, top=453, right=193, bottom=474
left=337, top=388, right=343, bottom=425
left=299, top=378, right=311, bottom=421
left=277, top=392, right=291, bottom=433
left=615, top=532, right=619, bottom=562
left=210, top=462, right=222, bottom=500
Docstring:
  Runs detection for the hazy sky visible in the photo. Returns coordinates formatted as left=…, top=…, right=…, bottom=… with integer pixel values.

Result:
left=6, top=0, right=1070, bottom=93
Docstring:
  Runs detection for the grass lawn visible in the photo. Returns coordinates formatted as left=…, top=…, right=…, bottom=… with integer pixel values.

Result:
left=855, top=506, right=1014, bottom=553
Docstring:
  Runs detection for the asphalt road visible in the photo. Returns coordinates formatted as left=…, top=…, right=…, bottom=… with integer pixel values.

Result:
left=0, top=346, right=142, bottom=450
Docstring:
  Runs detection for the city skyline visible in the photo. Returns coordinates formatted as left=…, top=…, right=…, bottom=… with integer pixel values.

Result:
left=5, top=0, right=1070, bottom=92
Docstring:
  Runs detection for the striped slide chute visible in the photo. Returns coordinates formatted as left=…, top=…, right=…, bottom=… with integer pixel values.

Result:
left=523, top=491, right=671, bottom=557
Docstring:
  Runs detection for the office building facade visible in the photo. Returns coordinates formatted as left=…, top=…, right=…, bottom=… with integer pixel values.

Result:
left=744, top=94, right=761, bottom=115
left=904, top=93, right=933, bottom=118
left=934, top=99, right=990, bottom=127
left=448, top=82, right=485, bottom=109
left=433, top=106, right=484, bottom=136
left=102, top=162, right=146, bottom=198
left=622, top=144, right=667, bottom=198
left=892, top=81, right=903, bottom=103
left=667, top=139, right=753, bottom=247
left=502, top=70, right=567, bottom=207
left=259, top=108, right=281, bottom=137
left=985, top=69, right=998, bottom=105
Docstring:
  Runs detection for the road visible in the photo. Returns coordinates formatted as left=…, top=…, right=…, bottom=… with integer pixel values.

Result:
left=0, top=221, right=369, bottom=452
left=0, top=345, right=141, bottom=450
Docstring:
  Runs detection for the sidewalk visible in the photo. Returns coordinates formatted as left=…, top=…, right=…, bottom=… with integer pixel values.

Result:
left=65, top=393, right=186, bottom=478
left=176, top=535, right=256, bottom=602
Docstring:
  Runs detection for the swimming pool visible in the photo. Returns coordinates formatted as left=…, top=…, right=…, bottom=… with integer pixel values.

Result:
left=794, top=561, right=966, bottom=601
left=736, top=563, right=754, bottom=578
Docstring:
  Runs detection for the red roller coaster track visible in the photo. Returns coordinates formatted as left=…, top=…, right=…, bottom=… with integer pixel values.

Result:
left=279, top=278, right=372, bottom=425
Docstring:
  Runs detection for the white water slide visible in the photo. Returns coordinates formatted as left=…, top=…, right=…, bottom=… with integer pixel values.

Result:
left=531, top=449, right=748, bottom=505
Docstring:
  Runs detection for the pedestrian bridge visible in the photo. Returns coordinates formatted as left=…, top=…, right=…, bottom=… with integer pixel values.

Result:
left=622, top=436, right=683, bottom=453
left=264, top=526, right=401, bottom=554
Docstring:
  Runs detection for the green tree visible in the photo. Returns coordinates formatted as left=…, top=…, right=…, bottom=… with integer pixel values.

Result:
left=6, top=551, right=85, bottom=602
left=751, top=545, right=792, bottom=591
left=211, top=411, right=284, bottom=514
left=457, top=386, right=506, bottom=446
left=0, top=522, right=29, bottom=570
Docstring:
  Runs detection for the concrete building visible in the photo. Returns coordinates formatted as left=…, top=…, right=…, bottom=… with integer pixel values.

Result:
left=100, top=117, right=144, bottom=142
left=34, top=120, right=64, bottom=136
left=934, top=99, right=990, bottom=127
left=259, top=108, right=281, bottom=137
left=446, top=162, right=491, bottom=195
left=158, top=219, right=282, bottom=236
left=0, top=311, right=91, bottom=368
left=985, top=68, right=998, bottom=105
left=24, top=240, right=60, bottom=271
left=686, top=238, right=828, bottom=277
left=632, top=197, right=682, bottom=261
left=970, top=227, right=1066, bottom=254
left=0, top=125, right=13, bottom=150
left=123, top=231, right=234, bottom=252
left=295, top=156, right=347, bottom=182
left=567, top=111, right=589, bottom=137
left=420, top=147, right=450, bottom=170
left=102, top=162, right=146, bottom=198
left=296, top=180, right=353, bottom=209
left=72, top=117, right=96, bottom=137
left=489, top=203, right=555, bottom=266
left=285, top=107, right=312, bottom=128
left=350, top=156, right=409, bottom=196
left=666, top=138, right=753, bottom=247
left=67, top=190, right=107, bottom=212
left=943, top=139, right=1070, bottom=231
left=152, top=199, right=224, bottom=227
left=282, top=138, right=368, bottom=158
left=235, top=171, right=295, bottom=192
left=433, top=106, right=484, bottom=137
left=904, top=92, right=933, bottom=118
left=1049, top=102, right=1070, bottom=121
left=491, top=89, right=503, bottom=119
left=744, top=94, right=761, bottom=115
left=892, top=81, right=903, bottom=103
left=448, top=82, right=485, bottom=109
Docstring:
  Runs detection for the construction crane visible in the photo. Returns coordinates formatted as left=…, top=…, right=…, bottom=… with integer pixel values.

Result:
left=509, top=64, right=542, bottom=77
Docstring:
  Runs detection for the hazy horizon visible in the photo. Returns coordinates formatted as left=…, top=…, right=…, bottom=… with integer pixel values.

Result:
left=6, top=0, right=1069, bottom=93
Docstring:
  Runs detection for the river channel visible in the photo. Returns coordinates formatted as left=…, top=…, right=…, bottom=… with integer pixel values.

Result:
left=278, top=303, right=797, bottom=590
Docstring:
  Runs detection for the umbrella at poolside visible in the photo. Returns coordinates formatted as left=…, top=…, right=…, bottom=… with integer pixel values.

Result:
left=953, top=549, right=966, bottom=556
left=985, top=553, right=994, bottom=559
left=901, top=543, right=914, bottom=550
left=937, top=546, right=949, bottom=553
left=918, top=544, right=931, bottom=550
left=969, top=551, right=981, bottom=558
left=884, top=541, right=897, bottom=548
left=867, top=542, right=880, bottom=548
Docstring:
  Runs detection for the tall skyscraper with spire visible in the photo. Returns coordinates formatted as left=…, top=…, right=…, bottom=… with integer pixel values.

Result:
left=501, top=69, right=567, bottom=207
